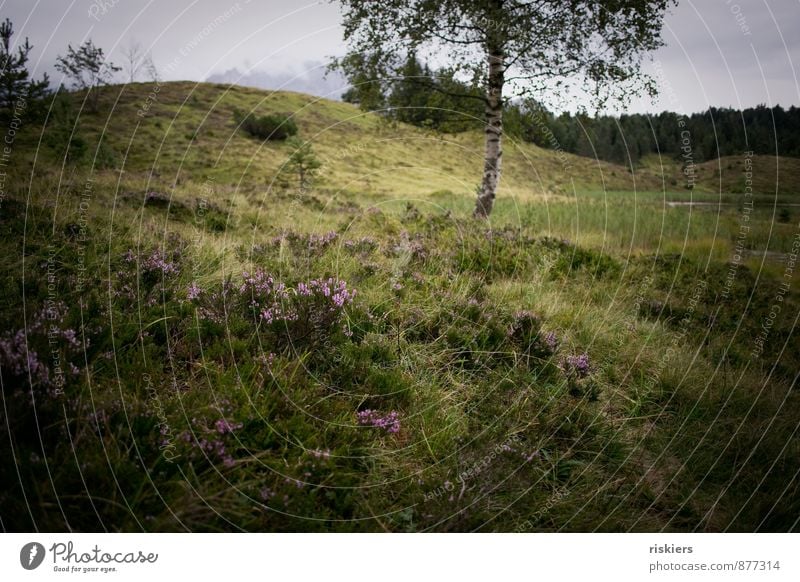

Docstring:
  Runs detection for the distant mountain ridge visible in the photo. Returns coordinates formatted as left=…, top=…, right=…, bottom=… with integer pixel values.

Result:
left=206, top=61, right=347, bottom=100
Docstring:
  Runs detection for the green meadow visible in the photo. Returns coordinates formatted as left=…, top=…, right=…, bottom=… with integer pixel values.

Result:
left=1, top=82, right=798, bottom=531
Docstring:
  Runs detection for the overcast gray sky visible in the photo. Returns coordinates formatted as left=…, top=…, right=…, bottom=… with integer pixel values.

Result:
left=3, top=0, right=800, bottom=114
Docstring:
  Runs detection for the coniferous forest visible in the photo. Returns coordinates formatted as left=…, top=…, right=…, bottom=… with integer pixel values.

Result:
left=343, top=54, right=800, bottom=165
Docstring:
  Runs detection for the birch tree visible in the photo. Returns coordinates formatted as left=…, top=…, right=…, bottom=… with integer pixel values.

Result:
left=335, top=0, right=675, bottom=217
left=122, top=40, right=144, bottom=83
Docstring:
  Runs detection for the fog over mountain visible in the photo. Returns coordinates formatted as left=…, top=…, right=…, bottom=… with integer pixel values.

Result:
left=207, top=61, right=347, bottom=100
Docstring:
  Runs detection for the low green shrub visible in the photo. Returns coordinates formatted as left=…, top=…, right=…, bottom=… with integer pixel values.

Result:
left=233, top=108, right=298, bottom=140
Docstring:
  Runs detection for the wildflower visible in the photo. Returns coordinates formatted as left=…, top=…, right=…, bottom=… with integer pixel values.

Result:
left=60, top=328, right=80, bottom=349
left=141, top=250, right=179, bottom=275
left=564, top=353, right=591, bottom=378
left=508, top=310, right=541, bottom=338
left=544, top=331, right=559, bottom=352
left=187, top=282, right=202, bottom=300
left=302, top=278, right=355, bottom=309
left=343, top=236, right=378, bottom=254
left=307, top=231, right=338, bottom=250
left=257, top=352, right=276, bottom=367
left=284, top=477, right=306, bottom=489
left=214, top=418, right=243, bottom=434
left=522, top=449, right=540, bottom=463
left=357, top=409, right=401, bottom=434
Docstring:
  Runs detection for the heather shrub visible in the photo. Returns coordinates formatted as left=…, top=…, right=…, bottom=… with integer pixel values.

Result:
left=507, top=310, right=556, bottom=360
left=191, top=270, right=357, bottom=351
left=113, top=246, right=183, bottom=305
left=268, top=230, right=339, bottom=256
left=561, top=352, right=599, bottom=400
left=0, top=302, right=82, bottom=398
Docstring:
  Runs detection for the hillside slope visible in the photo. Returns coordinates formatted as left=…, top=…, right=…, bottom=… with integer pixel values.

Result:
left=24, top=82, right=800, bottom=201
left=37, top=81, right=663, bottom=197
left=1, top=82, right=798, bottom=532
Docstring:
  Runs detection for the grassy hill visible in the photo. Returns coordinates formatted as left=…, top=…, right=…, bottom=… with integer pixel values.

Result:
left=17, top=81, right=800, bottom=265
left=27, top=81, right=800, bottom=196
left=1, top=82, right=798, bottom=532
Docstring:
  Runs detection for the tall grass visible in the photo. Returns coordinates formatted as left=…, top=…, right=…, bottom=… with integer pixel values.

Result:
left=1, top=82, right=798, bottom=532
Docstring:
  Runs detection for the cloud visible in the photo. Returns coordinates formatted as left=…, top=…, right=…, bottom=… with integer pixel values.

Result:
left=206, top=61, right=347, bottom=100
left=3, top=0, right=798, bottom=114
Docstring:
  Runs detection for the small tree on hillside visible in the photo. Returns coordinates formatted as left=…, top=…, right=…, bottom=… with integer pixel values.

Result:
left=0, top=18, right=49, bottom=117
left=121, top=40, right=144, bottom=83
left=143, top=53, right=160, bottom=82
left=285, top=137, right=322, bottom=190
left=55, top=40, right=120, bottom=112
left=335, top=0, right=675, bottom=218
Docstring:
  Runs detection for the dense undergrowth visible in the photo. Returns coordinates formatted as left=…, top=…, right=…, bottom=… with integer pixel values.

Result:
left=1, top=183, right=797, bottom=532
left=1, top=83, right=798, bottom=532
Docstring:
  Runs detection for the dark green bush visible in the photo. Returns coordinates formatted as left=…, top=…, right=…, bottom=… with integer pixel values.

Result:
left=233, top=108, right=298, bottom=140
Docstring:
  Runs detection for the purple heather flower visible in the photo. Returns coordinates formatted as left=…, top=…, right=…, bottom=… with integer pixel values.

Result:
left=357, top=409, right=401, bottom=434
left=140, top=250, right=179, bottom=275
left=344, top=236, right=378, bottom=253
left=187, top=282, right=202, bottom=300
left=214, top=418, right=243, bottom=434
left=258, top=352, right=276, bottom=367
left=61, top=328, right=80, bottom=349
left=565, top=353, right=591, bottom=378
left=307, top=231, right=338, bottom=250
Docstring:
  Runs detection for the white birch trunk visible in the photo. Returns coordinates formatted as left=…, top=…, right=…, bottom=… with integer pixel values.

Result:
left=474, top=47, right=504, bottom=218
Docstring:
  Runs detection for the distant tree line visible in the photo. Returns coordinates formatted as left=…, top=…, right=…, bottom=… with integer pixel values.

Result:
left=340, top=52, right=486, bottom=134
left=517, top=104, right=800, bottom=164
left=342, top=54, right=800, bottom=164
